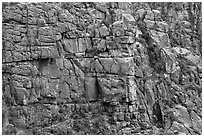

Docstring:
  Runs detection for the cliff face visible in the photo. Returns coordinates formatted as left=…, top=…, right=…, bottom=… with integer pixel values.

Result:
left=2, top=2, right=202, bottom=135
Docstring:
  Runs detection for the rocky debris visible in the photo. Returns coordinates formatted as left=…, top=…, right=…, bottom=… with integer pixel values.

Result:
left=2, top=2, right=202, bottom=135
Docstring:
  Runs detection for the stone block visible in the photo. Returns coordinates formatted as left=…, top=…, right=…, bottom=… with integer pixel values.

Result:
left=63, top=38, right=78, bottom=53
left=84, top=77, right=98, bottom=101
left=94, top=59, right=104, bottom=73
left=38, top=58, right=61, bottom=78
left=65, top=75, right=84, bottom=93
left=98, top=58, right=114, bottom=73
left=72, top=58, right=95, bottom=73
left=78, top=38, right=91, bottom=53
left=115, top=57, right=135, bottom=75
left=111, top=60, right=120, bottom=74
left=97, top=75, right=127, bottom=102
left=58, top=78, right=72, bottom=102
left=40, top=46, right=59, bottom=59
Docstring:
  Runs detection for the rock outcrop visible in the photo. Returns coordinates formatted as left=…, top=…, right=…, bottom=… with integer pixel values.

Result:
left=2, top=2, right=202, bottom=135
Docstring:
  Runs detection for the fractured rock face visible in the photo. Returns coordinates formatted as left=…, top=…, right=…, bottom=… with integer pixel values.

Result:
left=2, top=2, right=202, bottom=135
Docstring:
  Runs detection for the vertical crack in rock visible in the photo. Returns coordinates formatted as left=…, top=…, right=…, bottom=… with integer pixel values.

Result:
left=152, top=102, right=163, bottom=128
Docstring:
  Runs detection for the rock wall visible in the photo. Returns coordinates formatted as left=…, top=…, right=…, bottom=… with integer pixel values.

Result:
left=2, top=2, right=202, bottom=135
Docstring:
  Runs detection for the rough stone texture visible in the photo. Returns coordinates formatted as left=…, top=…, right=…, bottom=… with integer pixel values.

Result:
left=2, top=2, right=202, bottom=135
